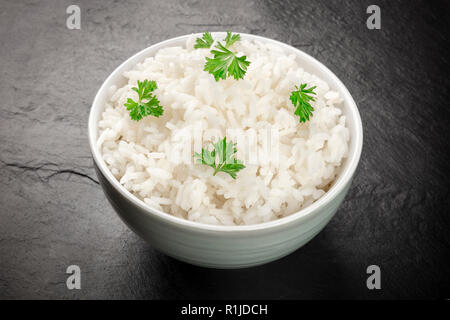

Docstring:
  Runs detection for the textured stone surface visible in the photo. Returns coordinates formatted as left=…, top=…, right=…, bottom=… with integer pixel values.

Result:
left=0, top=0, right=449, bottom=299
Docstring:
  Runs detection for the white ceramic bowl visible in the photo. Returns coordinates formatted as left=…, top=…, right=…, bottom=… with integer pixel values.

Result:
left=88, top=33, right=363, bottom=269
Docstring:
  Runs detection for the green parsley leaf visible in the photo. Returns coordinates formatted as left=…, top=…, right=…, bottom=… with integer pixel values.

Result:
left=224, top=31, right=240, bottom=47
left=194, top=137, right=245, bottom=179
left=290, top=84, right=317, bottom=123
left=125, top=79, right=164, bottom=121
left=196, top=31, right=250, bottom=81
left=194, top=32, right=214, bottom=49
left=204, top=42, right=250, bottom=81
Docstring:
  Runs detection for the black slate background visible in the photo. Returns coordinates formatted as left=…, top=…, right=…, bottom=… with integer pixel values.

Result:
left=0, top=0, right=449, bottom=299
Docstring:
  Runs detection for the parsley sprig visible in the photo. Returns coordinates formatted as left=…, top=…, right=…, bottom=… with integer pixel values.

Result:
left=223, top=31, right=240, bottom=47
left=194, top=32, right=214, bottom=49
left=124, top=79, right=164, bottom=121
left=290, top=84, right=317, bottom=123
left=194, top=137, right=245, bottom=179
left=195, top=31, right=251, bottom=81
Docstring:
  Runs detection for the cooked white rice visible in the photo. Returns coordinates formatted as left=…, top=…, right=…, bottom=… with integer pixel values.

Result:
left=97, top=35, right=349, bottom=226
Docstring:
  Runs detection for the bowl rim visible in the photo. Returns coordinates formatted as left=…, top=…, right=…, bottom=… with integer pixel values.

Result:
left=88, top=32, right=363, bottom=233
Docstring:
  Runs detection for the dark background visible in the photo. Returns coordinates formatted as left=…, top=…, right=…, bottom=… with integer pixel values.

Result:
left=0, top=0, right=449, bottom=299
